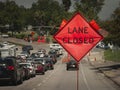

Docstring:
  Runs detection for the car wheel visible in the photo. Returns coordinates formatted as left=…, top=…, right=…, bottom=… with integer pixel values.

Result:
left=12, top=80, right=18, bottom=85
left=66, top=68, right=69, bottom=70
left=42, top=72, right=45, bottom=75
left=26, top=75, right=30, bottom=80
left=19, top=76, right=23, bottom=84
left=51, top=67, right=54, bottom=70
left=12, top=75, right=18, bottom=85
left=33, top=74, right=36, bottom=77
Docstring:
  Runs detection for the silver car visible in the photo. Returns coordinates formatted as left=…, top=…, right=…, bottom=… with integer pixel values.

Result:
left=19, top=62, right=36, bottom=77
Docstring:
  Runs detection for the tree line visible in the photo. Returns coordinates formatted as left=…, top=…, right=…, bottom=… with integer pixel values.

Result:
left=0, top=0, right=120, bottom=46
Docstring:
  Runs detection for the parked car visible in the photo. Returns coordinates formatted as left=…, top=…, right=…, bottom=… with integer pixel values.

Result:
left=66, top=60, right=79, bottom=70
left=0, top=56, right=24, bottom=85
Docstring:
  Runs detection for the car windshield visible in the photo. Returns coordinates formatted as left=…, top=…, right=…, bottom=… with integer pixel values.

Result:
left=34, top=59, right=43, bottom=62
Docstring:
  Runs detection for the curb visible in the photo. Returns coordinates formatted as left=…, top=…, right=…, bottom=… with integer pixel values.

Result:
left=99, top=68, right=120, bottom=87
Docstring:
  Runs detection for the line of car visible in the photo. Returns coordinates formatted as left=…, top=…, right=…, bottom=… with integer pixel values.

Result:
left=0, top=45, right=63, bottom=85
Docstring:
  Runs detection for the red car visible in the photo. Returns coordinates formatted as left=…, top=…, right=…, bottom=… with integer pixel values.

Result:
left=34, top=62, right=45, bottom=75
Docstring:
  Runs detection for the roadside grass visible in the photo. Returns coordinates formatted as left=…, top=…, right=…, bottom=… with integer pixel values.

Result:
left=104, top=49, right=120, bottom=62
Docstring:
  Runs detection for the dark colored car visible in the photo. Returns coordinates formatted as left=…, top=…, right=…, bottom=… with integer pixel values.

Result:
left=45, top=57, right=54, bottom=70
left=22, top=45, right=33, bottom=54
left=22, top=45, right=33, bottom=51
left=0, top=56, right=24, bottom=85
left=48, top=49, right=58, bottom=57
left=66, top=60, right=79, bottom=70
left=30, top=53, right=40, bottom=58
left=49, top=55, right=57, bottom=64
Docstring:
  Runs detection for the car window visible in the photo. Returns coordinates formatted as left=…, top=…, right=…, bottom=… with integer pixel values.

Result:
left=4, top=58, right=14, bottom=65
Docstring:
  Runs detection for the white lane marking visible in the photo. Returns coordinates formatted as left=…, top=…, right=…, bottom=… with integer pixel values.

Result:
left=80, top=63, right=91, bottom=90
left=36, top=63, right=61, bottom=88
left=32, top=88, right=36, bottom=90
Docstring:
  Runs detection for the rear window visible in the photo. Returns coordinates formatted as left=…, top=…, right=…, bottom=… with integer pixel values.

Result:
left=4, top=58, right=14, bottom=65
left=0, top=58, right=14, bottom=65
left=0, top=58, right=4, bottom=64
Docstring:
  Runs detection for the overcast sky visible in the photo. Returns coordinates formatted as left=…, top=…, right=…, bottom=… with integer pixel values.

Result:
left=0, top=0, right=120, bottom=20
left=98, top=0, right=120, bottom=20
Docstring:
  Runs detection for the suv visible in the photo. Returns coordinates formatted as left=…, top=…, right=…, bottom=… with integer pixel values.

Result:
left=22, top=45, right=33, bottom=51
left=22, top=45, right=33, bottom=54
left=0, top=56, right=24, bottom=85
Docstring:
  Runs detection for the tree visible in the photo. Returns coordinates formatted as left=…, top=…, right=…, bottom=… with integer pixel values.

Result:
left=74, top=0, right=104, bottom=21
left=101, top=4, right=120, bottom=46
left=30, top=0, right=71, bottom=27
left=62, top=0, right=71, bottom=11
left=0, top=0, right=72, bottom=35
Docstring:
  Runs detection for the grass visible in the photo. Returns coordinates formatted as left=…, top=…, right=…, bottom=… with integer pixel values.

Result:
left=104, top=49, right=120, bottom=62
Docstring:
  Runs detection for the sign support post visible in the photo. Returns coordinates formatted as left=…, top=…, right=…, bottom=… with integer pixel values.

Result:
left=77, top=62, right=79, bottom=90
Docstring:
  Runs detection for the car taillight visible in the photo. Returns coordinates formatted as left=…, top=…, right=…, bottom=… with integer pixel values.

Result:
left=7, top=66, right=14, bottom=70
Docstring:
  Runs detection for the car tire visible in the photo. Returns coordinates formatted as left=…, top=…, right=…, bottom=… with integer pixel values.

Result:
left=66, top=68, right=69, bottom=70
left=18, top=76, right=23, bottom=84
left=42, top=72, right=45, bottom=75
left=51, top=67, right=54, bottom=70
left=12, top=80, right=18, bottom=86
left=12, top=75, right=18, bottom=85
left=33, top=74, right=36, bottom=77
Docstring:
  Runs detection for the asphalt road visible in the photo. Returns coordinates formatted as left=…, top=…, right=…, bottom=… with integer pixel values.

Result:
left=0, top=38, right=119, bottom=90
left=0, top=57, right=119, bottom=90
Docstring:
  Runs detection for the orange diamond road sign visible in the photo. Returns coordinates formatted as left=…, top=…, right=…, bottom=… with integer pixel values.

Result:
left=54, top=12, right=103, bottom=62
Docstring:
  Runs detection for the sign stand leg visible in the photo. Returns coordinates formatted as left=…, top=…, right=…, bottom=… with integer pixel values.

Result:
left=77, top=62, right=79, bottom=90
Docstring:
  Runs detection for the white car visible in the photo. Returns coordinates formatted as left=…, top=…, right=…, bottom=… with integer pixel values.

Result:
left=19, top=62, right=36, bottom=77
left=49, top=43, right=62, bottom=50
left=1, top=34, right=9, bottom=38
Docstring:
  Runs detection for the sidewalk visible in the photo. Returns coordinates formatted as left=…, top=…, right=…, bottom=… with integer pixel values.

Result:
left=87, top=50, right=120, bottom=87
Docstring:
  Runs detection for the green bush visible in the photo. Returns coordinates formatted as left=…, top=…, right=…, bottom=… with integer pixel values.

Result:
left=15, top=33, right=26, bottom=39
left=104, top=49, right=120, bottom=62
